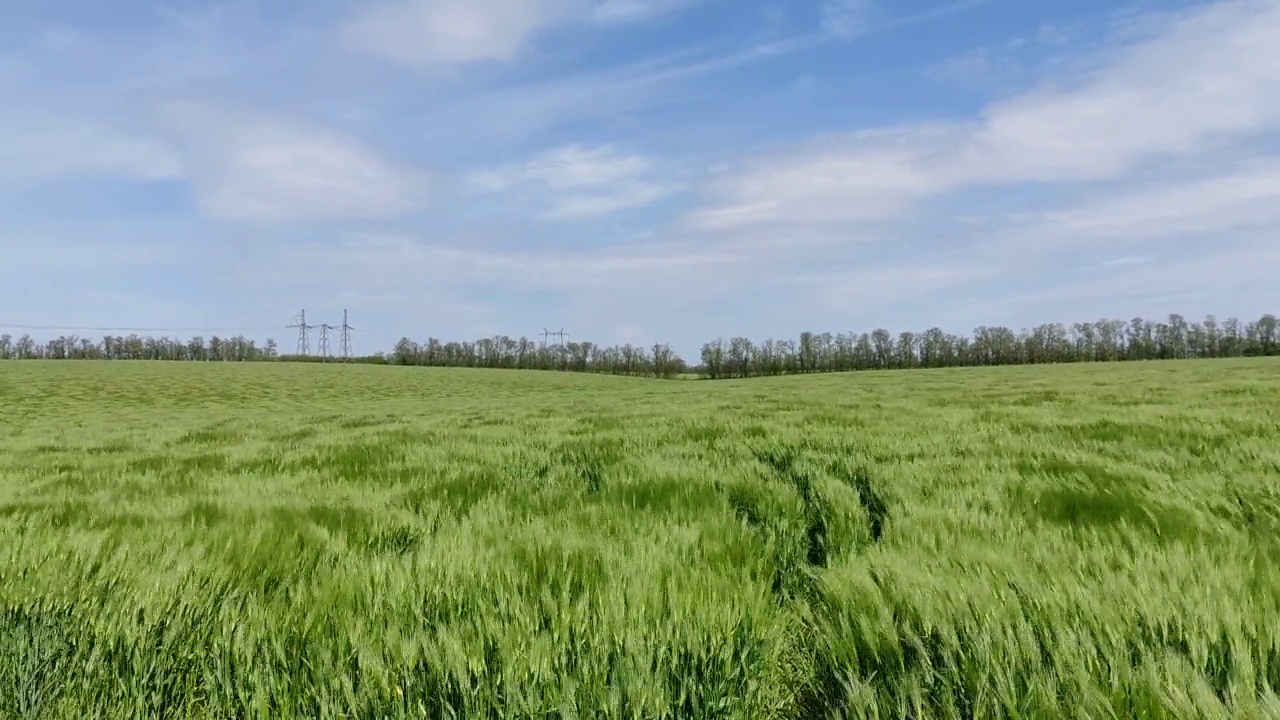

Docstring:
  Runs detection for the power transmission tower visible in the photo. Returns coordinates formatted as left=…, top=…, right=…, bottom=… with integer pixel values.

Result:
left=317, top=324, right=334, bottom=360
left=287, top=310, right=313, bottom=356
left=339, top=309, right=355, bottom=361
left=541, top=327, right=568, bottom=349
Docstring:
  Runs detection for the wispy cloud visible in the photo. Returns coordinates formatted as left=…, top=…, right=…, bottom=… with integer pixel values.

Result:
left=923, top=21, right=1083, bottom=94
left=342, top=0, right=575, bottom=67
left=827, top=0, right=996, bottom=40
left=469, top=144, right=652, bottom=191
left=821, top=0, right=878, bottom=39
left=877, top=0, right=996, bottom=33
left=790, top=261, right=1003, bottom=314
left=467, top=144, right=680, bottom=219
left=687, top=126, right=952, bottom=230
left=241, top=229, right=763, bottom=349
left=1001, top=159, right=1280, bottom=247
left=0, top=217, right=200, bottom=274
left=925, top=46, right=1002, bottom=89
left=592, top=0, right=703, bottom=25
left=3, top=0, right=1274, bottom=354
left=342, top=0, right=703, bottom=69
left=422, top=32, right=818, bottom=141
left=270, top=232, right=742, bottom=295
left=157, top=101, right=429, bottom=223
left=409, top=0, right=991, bottom=140
left=999, top=239, right=1280, bottom=307
left=1100, top=255, right=1152, bottom=268
left=690, top=0, right=1280, bottom=233
left=0, top=114, right=184, bottom=185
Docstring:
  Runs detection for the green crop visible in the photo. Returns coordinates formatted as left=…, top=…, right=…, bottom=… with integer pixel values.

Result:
left=0, top=359, right=1277, bottom=718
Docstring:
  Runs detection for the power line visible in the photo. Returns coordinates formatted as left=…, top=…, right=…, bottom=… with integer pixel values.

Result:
left=0, top=323, right=266, bottom=333
left=317, top=323, right=334, bottom=360
left=540, top=326, right=568, bottom=349
left=287, top=310, right=313, bottom=356
left=339, top=309, right=356, bottom=361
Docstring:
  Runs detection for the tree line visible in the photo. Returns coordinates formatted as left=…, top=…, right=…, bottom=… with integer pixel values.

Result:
left=696, top=313, right=1278, bottom=379
left=387, top=337, right=689, bottom=378
left=0, top=333, right=283, bottom=362
left=2, top=312, right=1277, bottom=378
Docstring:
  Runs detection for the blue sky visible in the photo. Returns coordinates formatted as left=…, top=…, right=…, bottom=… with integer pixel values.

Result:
left=1, top=0, right=1277, bottom=359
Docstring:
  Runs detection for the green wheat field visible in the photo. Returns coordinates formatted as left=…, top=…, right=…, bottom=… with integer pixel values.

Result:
left=1, top=359, right=1278, bottom=719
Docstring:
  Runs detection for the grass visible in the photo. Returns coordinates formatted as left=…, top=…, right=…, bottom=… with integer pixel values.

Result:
left=0, top=358, right=1278, bottom=718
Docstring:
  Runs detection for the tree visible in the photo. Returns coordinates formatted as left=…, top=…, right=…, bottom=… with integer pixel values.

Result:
left=1258, top=314, right=1278, bottom=355
left=896, top=332, right=916, bottom=369
left=5, top=308, right=1277, bottom=379
left=392, top=338, right=419, bottom=366
left=652, top=343, right=678, bottom=379
left=700, top=339, right=726, bottom=380
left=15, top=335, right=35, bottom=359
left=726, top=337, right=753, bottom=378
left=797, top=332, right=817, bottom=373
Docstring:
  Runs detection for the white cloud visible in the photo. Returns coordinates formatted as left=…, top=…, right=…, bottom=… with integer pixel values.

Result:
left=432, top=35, right=818, bottom=140
left=160, top=102, right=427, bottom=223
left=272, top=232, right=740, bottom=294
left=7, top=0, right=1273, bottom=353
left=787, top=261, right=1002, bottom=313
left=934, top=158, right=1280, bottom=323
left=609, top=323, right=652, bottom=345
left=964, top=0, right=1280, bottom=184
left=692, top=0, right=1280, bottom=232
left=468, top=144, right=679, bottom=219
left=880, top=0, right=996, bottom=32
left=1007, top=159, right=1280, bottom=245
left=229, top=231, right=758, bottom=354
left=1100, top=255, right=1152, bottom=268
left=0, top=114, right=184, bottom=185
left=0, top=218, right=198, bottom=274
left=822, top=0, right=877, bottom=39
left=924, top=22, right=1085, bottom=92
left=469, top=144, right=651, bottom=191
left=542, top=183, right=677, bottom=219
left=687, top=127, right=951, bottom=230
left=415, top=0, right=993, bottom=142
left=343, top=0, right=699, bottom=68
left=925, top=47, right=1001, bottom=89
left=592, top=0, right=700, bottom=25
left=40, top=27, right=85, bottom=50
left=933, top=234, right=1279, bottom=333
left=343, top=0, right=576, bottom=67
left=1005, top=239, right=1280, bottom=306
left=827, top=0, right=994, bottom=40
